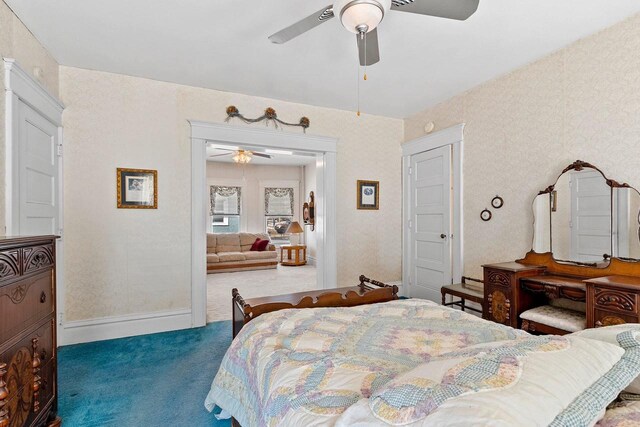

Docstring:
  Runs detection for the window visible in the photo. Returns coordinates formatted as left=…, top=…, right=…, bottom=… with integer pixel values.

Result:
left=265, top=187, right=294, bottom=243
left=210, top=186, right=241, bottom=233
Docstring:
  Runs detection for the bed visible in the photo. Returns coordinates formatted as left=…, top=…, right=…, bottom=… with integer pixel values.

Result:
left=205, top=286, right=640, bottom=426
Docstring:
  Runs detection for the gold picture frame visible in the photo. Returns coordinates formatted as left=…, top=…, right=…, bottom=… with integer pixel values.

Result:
left=117, top=168, right=158, bottom=209
left=357, top=180, right=379, bottom=210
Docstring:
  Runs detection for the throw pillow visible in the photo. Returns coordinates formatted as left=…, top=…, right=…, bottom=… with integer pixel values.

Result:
left=250, top=238, right=261, bottom=251
left=256, top=239, right=270, bottom=251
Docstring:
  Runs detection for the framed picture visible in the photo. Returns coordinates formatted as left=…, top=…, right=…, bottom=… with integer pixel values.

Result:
left=357, top=180, right=379, bottom=210
left=117, top=168, right=157, bottom=209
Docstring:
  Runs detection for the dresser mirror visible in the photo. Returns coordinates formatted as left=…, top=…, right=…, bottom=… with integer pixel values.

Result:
left=532, top=160, right=640, bottom=264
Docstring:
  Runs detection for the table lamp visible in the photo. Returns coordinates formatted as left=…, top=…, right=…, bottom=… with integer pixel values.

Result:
left=287, top=221, right=304, bottom=245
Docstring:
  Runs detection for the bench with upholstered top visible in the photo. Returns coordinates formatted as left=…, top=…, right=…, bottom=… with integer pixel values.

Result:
left=207, top=232, right=278, bottom=273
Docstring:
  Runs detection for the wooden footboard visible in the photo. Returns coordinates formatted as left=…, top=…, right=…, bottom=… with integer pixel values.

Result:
left=232, top=275, right=399, bottom=338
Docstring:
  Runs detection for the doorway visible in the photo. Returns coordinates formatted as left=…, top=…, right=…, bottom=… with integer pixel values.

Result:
left=4, top=58, right=65, bottom=329
left=402, top=124, right=464, bottom=303
left=189, top=121, right=338, bottom=327
left=205, top=146, right=319, bottom=322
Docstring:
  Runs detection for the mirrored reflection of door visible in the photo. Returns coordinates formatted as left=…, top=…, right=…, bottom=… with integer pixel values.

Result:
left=569, top=170, right=611, bottom=262
left=409, top=145, right=452, bottom=302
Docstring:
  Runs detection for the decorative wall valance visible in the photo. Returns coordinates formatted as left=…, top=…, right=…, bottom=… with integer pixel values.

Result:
left=225, top=106, right=310, bottom=132
left=265, top=188, right=294, bottom=216
left=211, top=186, right=241, bottom=216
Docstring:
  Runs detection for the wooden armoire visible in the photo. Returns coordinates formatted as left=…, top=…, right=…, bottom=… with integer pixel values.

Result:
left=0, top=236, right=61, bottom=427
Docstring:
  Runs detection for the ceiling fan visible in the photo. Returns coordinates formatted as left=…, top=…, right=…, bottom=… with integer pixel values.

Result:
left=209, top=149, right=272, bottom=164
left=269, top=0, right=480, bottom=66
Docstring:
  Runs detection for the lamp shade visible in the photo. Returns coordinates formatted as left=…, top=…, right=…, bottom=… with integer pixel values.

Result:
left=333, top=0, right=390, bottom=33
left=287, top=221, right=304, bottom=234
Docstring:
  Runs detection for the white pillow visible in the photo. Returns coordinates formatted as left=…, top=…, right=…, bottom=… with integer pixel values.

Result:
left=571, top=324, right=640, bottom=394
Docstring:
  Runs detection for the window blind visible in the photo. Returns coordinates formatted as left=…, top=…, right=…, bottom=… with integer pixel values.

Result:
left=265, top=188, right=294, bottom=216
left=210, top=186, right=241, bottom=216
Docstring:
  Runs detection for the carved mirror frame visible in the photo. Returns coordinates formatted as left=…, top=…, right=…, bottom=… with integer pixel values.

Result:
left=532, top=160, right=640, bottom=265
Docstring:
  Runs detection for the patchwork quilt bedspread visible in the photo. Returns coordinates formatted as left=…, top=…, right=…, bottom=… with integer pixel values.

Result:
left=205, top=299, right=640, bottom=427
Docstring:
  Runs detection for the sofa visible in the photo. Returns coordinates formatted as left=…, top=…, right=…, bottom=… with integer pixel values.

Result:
left=207, top=232, right=278, bottom=273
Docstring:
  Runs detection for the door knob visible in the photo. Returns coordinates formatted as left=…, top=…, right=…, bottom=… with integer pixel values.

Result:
left=440, top=234, right=447, bottom=239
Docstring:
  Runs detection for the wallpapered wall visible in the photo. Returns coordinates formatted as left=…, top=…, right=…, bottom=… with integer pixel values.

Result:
left=0, top=0, right=59, bottom=231
left=404, top=13, right=640, bottom=278
left=60, top=66, right=403, bottom=321
left=7, top=0, right=640, bottom=326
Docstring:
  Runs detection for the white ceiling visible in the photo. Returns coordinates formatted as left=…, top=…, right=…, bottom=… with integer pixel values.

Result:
left=206, top=144, right=315, bottom=166
left=7, top=1, right=640, bottom=118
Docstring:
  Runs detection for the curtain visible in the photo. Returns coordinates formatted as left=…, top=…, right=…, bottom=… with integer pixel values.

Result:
left=210, top=186, right=241, bottom=216
left=265, top=188, right=294, bottom=216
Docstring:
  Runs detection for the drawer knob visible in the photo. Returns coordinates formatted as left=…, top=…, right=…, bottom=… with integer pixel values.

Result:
left=40, top=291, right=46, bottom=303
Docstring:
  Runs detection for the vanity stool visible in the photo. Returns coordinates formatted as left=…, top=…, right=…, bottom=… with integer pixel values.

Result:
left=520, top=305, right=586, bottom=335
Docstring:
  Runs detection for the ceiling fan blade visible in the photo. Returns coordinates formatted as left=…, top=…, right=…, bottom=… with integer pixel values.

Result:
left=390, top=0, right=479, bottom=21
left=252, top=153, right=272, bottom=159
left=208, top=153, right=232, bottom=157
left=357, top=29, right=380, bottom=66
left=268, top=5, right=334, bottom=44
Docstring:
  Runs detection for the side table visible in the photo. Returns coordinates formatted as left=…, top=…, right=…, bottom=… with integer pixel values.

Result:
left=280, top=244, right=307, bottom=266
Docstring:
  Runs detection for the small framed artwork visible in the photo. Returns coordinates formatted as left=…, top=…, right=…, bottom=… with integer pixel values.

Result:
left=357, top=180, right=379, bottom=210
left=117, top=168, right=157, bottom=209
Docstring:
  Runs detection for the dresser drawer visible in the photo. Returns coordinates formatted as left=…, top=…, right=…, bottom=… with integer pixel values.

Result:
left=0, top=271, right=54, bottom=343
left=485, top=269, right=513, bottom=288
left=593, top=287, right=638, bottom=315
left=0, top=318, right=54, bottom=427
left=485, top=285, right=513, bottom=326
left=1, top=318, right=55, bottom=377
left=0, top=249, right=20, bottom=284
left=593, top=308, right=638, bottom=328
left=3, top=358, right=55, bottom=427
left=22, top=244, right=54, bottom=276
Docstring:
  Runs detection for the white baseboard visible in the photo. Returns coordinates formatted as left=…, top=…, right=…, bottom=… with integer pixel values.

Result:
left=59, top=308, right=193, bottom=346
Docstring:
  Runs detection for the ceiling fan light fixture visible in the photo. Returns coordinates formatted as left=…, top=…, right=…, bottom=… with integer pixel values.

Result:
left=232, top=150, right=252, bottom=164
left=334, top=0, right=390, bottom=34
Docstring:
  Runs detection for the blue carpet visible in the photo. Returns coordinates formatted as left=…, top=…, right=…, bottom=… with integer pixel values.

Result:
left=58, top=321, right=232, bottom=427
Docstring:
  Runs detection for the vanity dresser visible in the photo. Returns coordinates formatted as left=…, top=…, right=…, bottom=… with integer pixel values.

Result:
left=0, top=236, right=61, bottom=427
left=484, top=161, right=640, bottom=332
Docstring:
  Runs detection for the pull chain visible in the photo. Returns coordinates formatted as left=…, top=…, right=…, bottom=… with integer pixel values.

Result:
left=357, top=60, right=360, bottom=117
left=363, top=31, right=367, bottom=81
left=357, top=29, right=369, bottom=117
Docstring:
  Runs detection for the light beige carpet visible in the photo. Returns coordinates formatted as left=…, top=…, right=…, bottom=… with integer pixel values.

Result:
left=207, top=264, right=318, bottom=322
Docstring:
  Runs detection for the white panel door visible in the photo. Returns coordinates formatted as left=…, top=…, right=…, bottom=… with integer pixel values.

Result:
left=17, top=100, right=59, bottom=235
left=409, top=145, right=452, bottom=302
left=570, top=170, right=611, bottom=262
